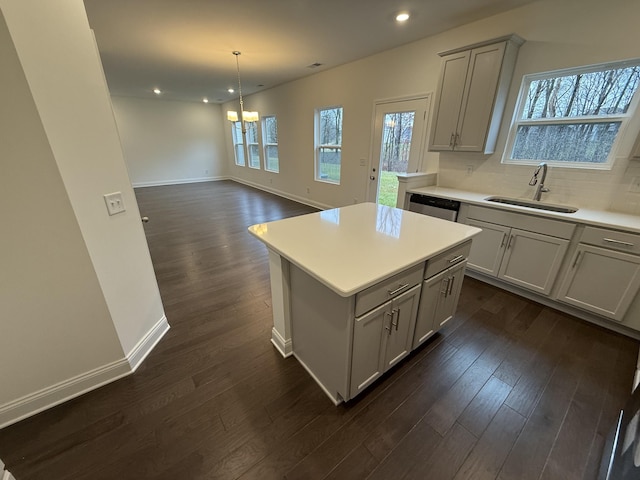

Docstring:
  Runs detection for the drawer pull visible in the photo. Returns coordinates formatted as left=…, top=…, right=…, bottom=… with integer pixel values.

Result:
left=603, top=238, right=634, bottom=247
left=388, top=283, right=410, bottom=296
left=448, top=255, right=465, bottom=264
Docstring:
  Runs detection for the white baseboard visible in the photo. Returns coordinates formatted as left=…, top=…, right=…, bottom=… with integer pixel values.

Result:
left=127, top=315, right=170, bottom=371
left=271, top=327, right=293, bottom=358
left=132, top=176, right=228, bottom=188
left=0, top=315, right=169, bottom=429
left=230, top=177, right=333, bottom=211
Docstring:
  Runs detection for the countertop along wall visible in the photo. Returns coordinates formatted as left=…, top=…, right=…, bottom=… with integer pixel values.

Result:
left=222, top=0, right=640, bottom=214
left=111, top=96, right=229, bottom=187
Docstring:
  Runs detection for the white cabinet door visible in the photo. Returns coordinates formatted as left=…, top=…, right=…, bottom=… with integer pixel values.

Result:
left=429, top=51, right=470, bottom=150
left=384, top=285, right=421, bottom=368
left=455, top=42, right=506, bottom=152
left=350, top=302, right=388, bottom=396
left=466, top=219, right=510, bottom=276
left=557, top=244, right=640, bottom=321
left=413, top=261, right=467, bottom=349
left=498, top=228, right=569, bottom=295
left=351, top=285, right=421, bottom=396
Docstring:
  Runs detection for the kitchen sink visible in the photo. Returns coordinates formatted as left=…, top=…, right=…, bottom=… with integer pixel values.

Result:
left=484, top=196, right=579, bottom=213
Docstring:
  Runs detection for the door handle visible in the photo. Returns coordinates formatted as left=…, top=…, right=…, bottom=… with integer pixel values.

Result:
left=449, top=133, right=455, bottom=148
left=393, top=308, right=400, bottom=331
left=385, top=311, right=393, bottom=335
left=441, top=277, right=450, bottom=296
left=507, top=234, right=515, bottom=249
left=448, top=276, right=455, bottom=296
left=500, top=233, right=507, bottom=247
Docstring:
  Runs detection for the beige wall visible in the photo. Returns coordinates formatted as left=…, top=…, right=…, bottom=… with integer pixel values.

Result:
left=223, top=0, right=640, bottom=213
left=0, top=0, right=166, bottom=426
left=112, top=96, right=229, bottom=187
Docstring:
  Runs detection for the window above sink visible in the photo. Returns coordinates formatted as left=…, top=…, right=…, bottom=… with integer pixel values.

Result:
left=502, top=59, right=640, bottom=170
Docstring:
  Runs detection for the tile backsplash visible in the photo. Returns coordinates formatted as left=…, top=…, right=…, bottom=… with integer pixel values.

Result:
left=437, top=152, right=640, bottom=215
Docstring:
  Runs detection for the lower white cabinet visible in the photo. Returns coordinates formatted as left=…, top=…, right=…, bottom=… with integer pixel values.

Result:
left=466, top=217, right=570, bottom=295
left=413, top=261, right=466, bottom=348
left=350, top=284, right=421, bottom=396
left=557, top=244, right=640, bottom=321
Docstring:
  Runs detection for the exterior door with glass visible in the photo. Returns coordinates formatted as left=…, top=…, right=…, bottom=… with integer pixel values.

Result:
left=367, top=97, right=430, bottom=206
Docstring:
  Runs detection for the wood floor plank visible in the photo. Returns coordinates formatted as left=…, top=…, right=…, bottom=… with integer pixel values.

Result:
left=457, top=375, right=513, bottom=438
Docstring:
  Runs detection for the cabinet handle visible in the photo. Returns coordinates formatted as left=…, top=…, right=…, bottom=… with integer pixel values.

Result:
left=384, top=311, right=393, bottom=335
left=448, top=275, right=455, bottom=296
left=448, top=255, right=465, bottom=264
left=388, top=283, right=410, bottom=296
left=393, top=308, right=400, bottom=331
left=500, top=233, right=507, bottom=248
left=441, top=277, right=450, bottom=296
left=449, top=133, right=455, bottom=148
left=603, top=238, right=634, bottom=247
left=507, top=234, right=515, bottom=249
left=572, top=251, right=583, bottom=268
left=455, top=133, right=460, bottom=147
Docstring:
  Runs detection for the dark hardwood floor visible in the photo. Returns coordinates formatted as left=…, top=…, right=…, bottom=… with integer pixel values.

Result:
left=1, top=180, right=638, bottom=479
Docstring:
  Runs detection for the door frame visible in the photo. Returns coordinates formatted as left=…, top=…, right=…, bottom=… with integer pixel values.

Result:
left=366, top=93, right=433, bottom=204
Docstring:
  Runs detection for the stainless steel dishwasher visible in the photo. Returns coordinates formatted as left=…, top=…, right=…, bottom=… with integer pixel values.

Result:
left=408, top=194, right=460, bottom=222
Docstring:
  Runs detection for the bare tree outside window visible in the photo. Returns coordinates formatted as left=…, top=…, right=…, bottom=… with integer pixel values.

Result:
left=231, top=121, right=245, bottom=166
left=316, top=107, right=343, bottom=183
left=506, top=61, right=640, bottom=167
left=263, top=115, right=279, bottom=173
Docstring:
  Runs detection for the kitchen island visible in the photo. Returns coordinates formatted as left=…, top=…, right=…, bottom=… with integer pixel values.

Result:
left=249, top=202, right=480, bottom=403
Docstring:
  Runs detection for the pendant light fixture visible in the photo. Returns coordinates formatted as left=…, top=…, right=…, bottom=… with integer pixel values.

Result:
left=227, top=51, right=259, bottom=133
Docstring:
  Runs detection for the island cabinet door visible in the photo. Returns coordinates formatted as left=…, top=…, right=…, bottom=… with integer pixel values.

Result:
left=383, top=285, right=421, bottom=371
left=350, top=285, right=421, bottom=397
left=350, top=302, right=389, bottom=397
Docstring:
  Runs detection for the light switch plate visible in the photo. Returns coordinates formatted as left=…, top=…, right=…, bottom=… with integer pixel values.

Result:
left=104, top=192, right=126, bottom=216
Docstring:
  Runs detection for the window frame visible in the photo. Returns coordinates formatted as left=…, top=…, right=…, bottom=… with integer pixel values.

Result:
left=502, top=59, right=640, bottom=170
left=315, top=105, right=343, bottom=185
left=245, top=121, right=261, bottom=170
left=262, top=115, right=279, bottom=173
left=231, top=121, right=245, bottom=167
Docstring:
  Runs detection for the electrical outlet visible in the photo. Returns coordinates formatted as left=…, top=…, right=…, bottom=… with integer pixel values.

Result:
left=104, top=192, right=125, bottom=216
left=466, top=165, right=474, bottom=175
left=630, top=177, right=640, bottom=193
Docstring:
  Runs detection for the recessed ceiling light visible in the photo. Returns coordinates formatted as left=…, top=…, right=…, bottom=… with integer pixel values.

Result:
left=396, top=12, right=410, bottom=22
left=228, top=88, right=235, bottom=94
left=153, top=88, right=162, bottom=95
left=203, top=98, right=209, bottom=103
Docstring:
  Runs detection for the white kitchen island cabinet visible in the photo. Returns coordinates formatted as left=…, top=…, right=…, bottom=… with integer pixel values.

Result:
left=249, top=203, right=480, bottom=403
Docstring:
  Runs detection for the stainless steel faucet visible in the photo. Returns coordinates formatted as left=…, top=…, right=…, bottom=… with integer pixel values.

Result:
left=529, top=162, right=550, bottom=201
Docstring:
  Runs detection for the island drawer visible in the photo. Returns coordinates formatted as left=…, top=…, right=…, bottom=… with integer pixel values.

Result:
left=355, top=263, right=424, bottom=317
left=424, top=241, right=471, bottom=279
left=580, top=226, right=640, bottom=255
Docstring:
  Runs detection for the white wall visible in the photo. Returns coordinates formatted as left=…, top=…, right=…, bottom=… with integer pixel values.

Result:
left=112, top=96, right=229, bottom=187
left=0, top=0, right=167, bottom=426
left=224, top=0, right=640, bottom=214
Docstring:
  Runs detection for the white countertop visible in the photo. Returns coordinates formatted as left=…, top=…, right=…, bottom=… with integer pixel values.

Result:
left=408, top=186, right=640, bottom=233
left=248, top=202, right=481, bottom=297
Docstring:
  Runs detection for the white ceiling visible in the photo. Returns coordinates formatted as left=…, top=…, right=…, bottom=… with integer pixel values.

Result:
left=83, top=0, right=538, bottom=104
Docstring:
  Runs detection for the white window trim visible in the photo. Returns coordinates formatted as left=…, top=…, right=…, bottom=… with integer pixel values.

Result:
left=502, top=59, right=640, bottom=170
left=262, top=115, right=279, bottom=173
left=246, top=122, right=261, bottom=170
left=231, top=121, right=245, bottom=167
left=315, top=106, right=343, bottom=185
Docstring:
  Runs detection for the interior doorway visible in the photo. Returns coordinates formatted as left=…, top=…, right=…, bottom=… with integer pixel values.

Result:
left=367, top=96, right=431, bottom=206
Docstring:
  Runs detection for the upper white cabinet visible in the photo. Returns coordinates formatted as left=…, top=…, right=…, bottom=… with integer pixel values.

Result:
left=429, top=35, right=524, bottom=154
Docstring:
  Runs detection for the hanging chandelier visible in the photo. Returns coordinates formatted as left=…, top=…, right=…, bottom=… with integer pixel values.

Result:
left=226, top=51, right=259, bottom=131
